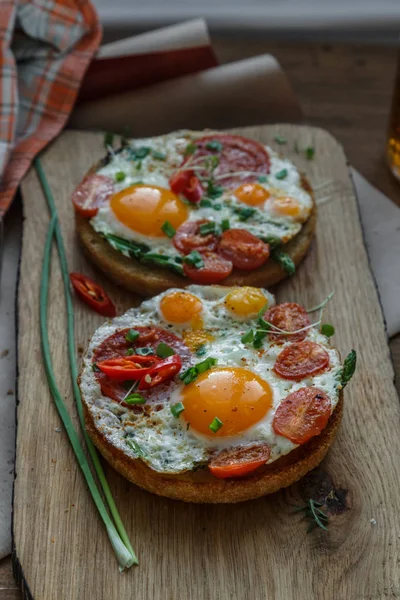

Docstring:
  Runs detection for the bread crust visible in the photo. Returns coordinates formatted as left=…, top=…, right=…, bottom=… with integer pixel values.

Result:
left=81, top=387, right=343, bottom=504
left=75, top=161, right=316, bottom=296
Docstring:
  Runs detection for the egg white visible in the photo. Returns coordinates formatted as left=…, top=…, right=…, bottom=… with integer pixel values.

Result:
left=80, top=286, right=342, bottom=475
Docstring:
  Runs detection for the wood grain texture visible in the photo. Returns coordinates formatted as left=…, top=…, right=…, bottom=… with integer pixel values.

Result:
left=13, top=124, right=400, bottom=600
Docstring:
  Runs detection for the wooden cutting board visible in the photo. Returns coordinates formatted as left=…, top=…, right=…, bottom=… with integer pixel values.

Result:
left=13, top=126, right=400, bottom=600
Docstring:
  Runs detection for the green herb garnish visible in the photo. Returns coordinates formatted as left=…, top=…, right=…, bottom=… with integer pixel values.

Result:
left=156, top=342, right=175, bottom=358
left=196, top=356, right=217, bottom=374
left=104, top=131, right=114, bottom=148
left=171, top=402, right=185, bottom=418
left=205, top=140, right=223, bottom=152
left=274, top=135, right=287, bottom=144
left=104, top=233, right=150, bottom=259
left=126, top=348, right=134, bottom=356
left=260, top=235, right=281, bottom=249
left=241, top=329, right=254, bottom=344
left=234, top=206, right=256, bottom=221
left=213, top=203, right=222, bottom=211
left=125, top=393, right=146, bottom=405
left=161, top=221, right=176, bottom=238
left=206, top=180, right=224, bottom=199
left=125, top=329, right=140, bottom=343
left=115, top=171, right=126, bottom=182
left=321, top=323, right=335, bottom=337
left=184, top=142, right=196, bottom=156
left=258, top=175, right=268, bottom=183
left=294, top=499, right=329, bottom=532
left=92, top=363, right=100, bottom=372
left=183, top=251, right=204, bottom=269
left=135, top=347, right=155, bottom=356
left=341, top=350, right=357, bottom=388
left=152, top=150, right=166, bottom=161
left=133, top=146, right=151, bottom=159
left=209, top=417, right=223, bottom=433
left=196, top=345, right=207, bottom=357
left=199, top=222, right=216, bottom=236
left=180, top=357, right=217, bottom=385
left=221, top=219, right=230, bottom=231
left=125, top=438, right=145, bottom=457
left=271, top=249, right=296, bottom=275
left=139, top=252, right=184, bottom=276
left=275, top=169, right=288, bottom=180
left=306, top=147, right=315, bottom=160
left=199, top=198, right=213, bottom=208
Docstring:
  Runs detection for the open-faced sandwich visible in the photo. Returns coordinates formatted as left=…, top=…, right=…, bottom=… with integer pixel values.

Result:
left=79, top=285, right=356, bottom=503
left=73, top=131, right=316, bottom=296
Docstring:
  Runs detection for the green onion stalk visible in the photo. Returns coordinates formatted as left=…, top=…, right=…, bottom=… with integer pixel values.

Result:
left=35, top=158, right=137, bottom=569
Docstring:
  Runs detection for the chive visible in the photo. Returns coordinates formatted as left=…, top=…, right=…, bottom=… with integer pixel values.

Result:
left=196, top=356, right=217, bottom=374
left=125, top=393, right=146, bottom=405
left=234, top=206, right=255, bottom=221
left=258, top=175, right=268, bottom=183
left=125, top=329, right=140, bottom=343
left=184, top=142, right=196, bottom=156
left=321, top=323, right=335, bottom=337
left=134, top=146, right=151, bottom=159
left=199, top=198, right=212, bottom=208
left=179, top=357, right=217, bottom=385
left=135, top=347, right=155, bottom=356
left=152, top=150, right=166, bottom=161
left=257, top=317, right=271, bottom=331
left=104, top=131, right=114, bottom=148
left=104, top=233, right=150, bottom=258
left=35, top=158, right=136, bottom=568
left=183, top=251, right=204, bottom=269
left=205, top=140, right=223, bottom=152
left=126, top=348, right=134, bottom=356
left=209, top=417, right=223, bottom=433
left=341, top=350, right=357, bottom=388
left=115, top=171, right=126, bottom=182
left=206, top=181, right=224, bottom=199
left=199, top=222, right=216, bottom=236
left=241, top=329, right=254, bottom=344
left=271, top=249, right=296, bottom=275
left=196, top=345, right=207, bottom=357
left=221, top=219, right=230, bottom=231
left=171, top=402, right=185, bottom=418
left=161, top=221, right=176, bottom=238
left=275, top=169, right=288, bottom=180
left=156, top=342, right=175, bottom=358
left=260, top=235, right=281, bottom=249
left=92, top=362, right=100, bottom=372
left=213, top=204, right=222, bottom=211
left=139, top=253, right=185, bottom=276
left=125, top=438, right=145, bottom=457
left=274, top=135, right=287, bottom=144
left=179, top=366, right=198, bottom=385
left=306, top=147, right=315, bottom=160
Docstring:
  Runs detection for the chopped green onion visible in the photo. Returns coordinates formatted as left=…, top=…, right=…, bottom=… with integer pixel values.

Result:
left=179, top=366, right=198, bottom=385
left=199, top=222, right=216, bottom=236
left=152, top=150, right=166, bottom=161
left=199, top=198, right=213, bottom=208
left=196, top=345, right=207, bottom=357
left=234, top=206, right=255, bottom=221
left=125, top=329, right=140, bottom=343
left=180, top=357, right=217, bottom=385
left=161, top=221, right=176, bottom=238
left=171, top=402, right=185, bottom=418
left=257, top=317, right=271, bottom=331
left=221, top=219, right=230, bottom=231
left=258, top=175, right=268, bottom=183
left=135, top=347, right=155, bottom=356
left=260, top=235, right=281, bottom=249
left=104, top=233, right=150, bottom=258
left=184, top=142, right=196, bottom=156
left=321, top=323, right=335, bottom=337
left=341, top=350, right=357, bottom=388
left=209, top=417, right=223, bottom=433
left=136, top=160, right=142, bottom=170
left=241, top=329, right=254, bottom=344
left=92, top=362, right=100, bottom=372
left=275, top=169, right=288, bottom=180
left=156, top=342, right=175, bottom=358
left=126, top=348, right=134, bottom=356
left=306, top=147, right=315, bottom=160
left=205, top=140, right=223, bottom=152
left=183, top=251, right=204, bottom=269
left=125, top=393, right=146, bottom=405
left=213, top=203, right=222, bottom=211
left=125, top=438, right=145, bottom=457
left=206, top=181, right=224, bottom=199
left=274, top=135, right=287, bottom=144
left=115, top=171, right=126, bottom=182
left=271, top=249, right=296, bottom=275
left=134, top=146, right=151, bottom=159
left=104, top=131, right=114, bottom=148
left=196, top=356, right=217, bottom=374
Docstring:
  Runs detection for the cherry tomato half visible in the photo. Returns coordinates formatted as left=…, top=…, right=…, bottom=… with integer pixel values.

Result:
left=218, top=229, right=270, bottom=270
left=264, top=302, right=311, bottom=344
left=138, top=355, right=182, bottom=390
left=273, top=387, right=331, bottom=444
left=274, top=341, right=330, bottom=381
left=183, top=251, right=233, bottom=284
left=209, top=443, right=271, bottom=479
left=70, top=273, right=116, bottom=317
left=97, top=355, right=161, bottom=381
left=173, top=220, right=219, bottom=255
left=169, top=170, right=203, bottom=204
left=71, top=174, right=114, bottom=218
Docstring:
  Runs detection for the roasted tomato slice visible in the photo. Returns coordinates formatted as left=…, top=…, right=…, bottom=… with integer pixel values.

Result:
left=97, top=355, right=160, bottom=381
left=169, top=170, right=203, bottom=203
left=173, top=220, right=219, bottom=254
left=70, top=273, right=116, bottom=317
left=274, top=341, right=330, bottom=381
left=218, top=229, right=270, bottom=270
left=183, top=251, right=233, bottom=284
left=138, top=355, right=182, bottom=390
left=273, top=387, right=331, bottom=444
left=209, top=443, right=271, bottom=479
left=71, top=174, right=114, bottom=218
left=264, top=302, right=311, bottom=344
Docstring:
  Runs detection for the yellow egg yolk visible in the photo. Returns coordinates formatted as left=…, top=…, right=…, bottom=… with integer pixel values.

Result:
left=182, top=330, right=215, bottom=352
left=272, top=196, right=301, bottom=217
left=182, top=367, right=272, bottom=436
left=110, top=185, right=188, bottom=236
left=160, top=291, right=203, bottom=325
left=234, top=183, right=270, bottom=206
left=224, top=287, right=268, bottom=318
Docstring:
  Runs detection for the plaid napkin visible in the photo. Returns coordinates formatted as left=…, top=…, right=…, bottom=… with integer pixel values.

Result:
left=0, top=0, right=101, bottom=217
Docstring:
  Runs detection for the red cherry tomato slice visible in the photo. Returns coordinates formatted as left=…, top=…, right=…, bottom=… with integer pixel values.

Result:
left=264, top=303, right=311, bottom=344
left=70, top=273, right=116, bottom=317
left=273, top=387, right=331, bottom=444
left=183, top=251, right=233, bottom=284
left=274, top=341, right=330, bottom=381
left=97, top=355, right=161, bottom=381
left=138, top=355, right=182, bottom=390
left=169, top=170, right=203, bottom=203
left=218, top=229, right=270, bottom=270
left=173, top=219, right=219, bottom=254
left=71, top=174, right=114, bottom=218
left=187, top=134, right=270, bottom=188
left=209, top=443, right=270, bottom=479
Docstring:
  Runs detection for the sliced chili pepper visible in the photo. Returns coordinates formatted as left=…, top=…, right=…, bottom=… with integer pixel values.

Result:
left=169, top=170, right=203, bottom=204
left=96, top=354, right=161, bottom=381
left=70, top=273, right=116, bottom=317
left=138, top=355, right=182, bottom=390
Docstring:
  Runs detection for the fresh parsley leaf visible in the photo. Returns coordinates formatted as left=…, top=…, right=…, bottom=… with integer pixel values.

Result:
left=152, top=150, right=167, bottom=161
left=241, top=329, right=254, bottom=344
left=184, top=143, right=196, bottom=156
left=275, top=169, right=288, bottom=180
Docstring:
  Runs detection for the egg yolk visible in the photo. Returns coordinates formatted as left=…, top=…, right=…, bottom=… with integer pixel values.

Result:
left=272, top=196, right=301, bottom=217
left=234, top=183, right=270, bottom=206
left=160, top=291, right=203, bottom=324
left=183, top=330, right=215, bottom=352
left=225, top=287, right=268, bottom=318
left=110, top=185, right=188, bottom=236
left=182, top=367, right=272, bottom=437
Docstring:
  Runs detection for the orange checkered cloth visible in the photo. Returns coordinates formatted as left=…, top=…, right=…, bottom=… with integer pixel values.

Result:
left=0, top=0, right=101, bottom=216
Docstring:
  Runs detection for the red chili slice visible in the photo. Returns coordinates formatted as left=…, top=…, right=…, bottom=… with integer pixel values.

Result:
left=173, top=219, right=219, bottom=255
left=218, top=229, right=270, bottom=270
left=138, top=355, right=182, bottom=390
left=187, top=134, right=270, bottom=188
left=70, top=273, right=116, bottom=317
left=169, top=170, right=203, bottom=203
left=209, top=443, right=270, bottom=479
left=273, top=387, right=331, bottom=444
left=97, top=355, right=160, bottom=381
left=71, top=174, right=114, bottom=218
left=183, top=251, right=233, bottom=283
left=265, top=303, right=311, bottom=344
left=274, top=341, right=330, bottom=381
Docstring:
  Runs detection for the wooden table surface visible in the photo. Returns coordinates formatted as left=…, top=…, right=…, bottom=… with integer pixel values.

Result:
left=2, top=40, right=399, bottom=600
